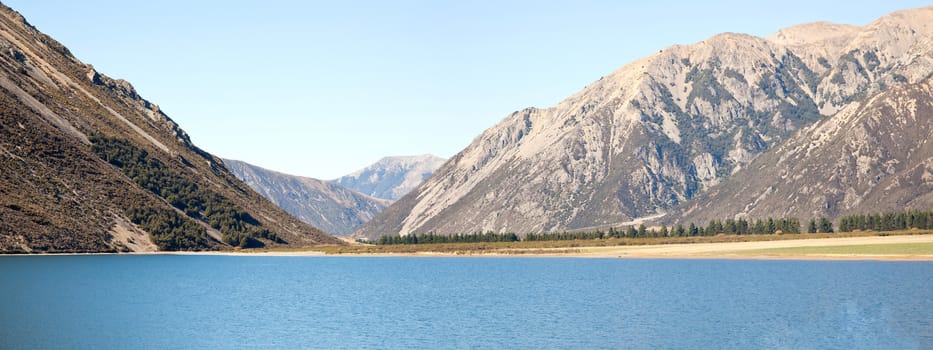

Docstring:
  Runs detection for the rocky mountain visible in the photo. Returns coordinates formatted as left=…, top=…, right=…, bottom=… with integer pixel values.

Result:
left=224, top=159, right=389, bottom=235
left=673, top=76, right=933, bottom=224
left=356, top=6, right=933, bottom=239
left=333, top=155, right=446, bottom=201
left=0, top=4, right=339, bottom=252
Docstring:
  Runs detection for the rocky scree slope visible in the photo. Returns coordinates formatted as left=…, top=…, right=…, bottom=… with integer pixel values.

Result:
left=356, top=6, right=933, bottom=238
left=0, top=4, right=339, bottom=252
left=224, top=159, right=390, bottom=236
left=672, top=76, right=933, bottom=224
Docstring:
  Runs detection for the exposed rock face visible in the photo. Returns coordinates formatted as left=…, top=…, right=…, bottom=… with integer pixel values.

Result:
left=0, top=4, right=338, bottom=252
left=356, top=6, right=933, bottom=239
left=333, top=155, right=446, bottom=201
left=673, top=77, right=933, bottom=224
left=224, top=159, right=389, bottom=236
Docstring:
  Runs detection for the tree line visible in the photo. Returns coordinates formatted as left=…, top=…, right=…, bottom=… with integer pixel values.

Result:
left=371, top=210, right=931, bottom=245
left=370, top=232, right=520, bottom=245
left=532, top=217, right=802, bottom=240
left=837, top=209, right=933, bottom=232
left=371, top=216, right=806, bottom=245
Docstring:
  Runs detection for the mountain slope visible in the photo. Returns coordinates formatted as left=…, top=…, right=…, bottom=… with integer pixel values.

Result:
left=333, top=155, right=446, bottom=201
left=356, top=6, right=933, bottom=239
left=0, top=4, right=339, bottom=252
left=672, top=77, right=933, bottom=224
left=224, top=159, right=389, bottom=235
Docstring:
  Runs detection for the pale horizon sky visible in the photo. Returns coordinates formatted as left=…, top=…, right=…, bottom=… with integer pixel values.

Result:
left=5, top=1, right=929, bottom=179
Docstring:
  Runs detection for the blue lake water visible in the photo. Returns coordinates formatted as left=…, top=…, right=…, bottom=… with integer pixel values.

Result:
left=0, top=256, right=930, bottom=349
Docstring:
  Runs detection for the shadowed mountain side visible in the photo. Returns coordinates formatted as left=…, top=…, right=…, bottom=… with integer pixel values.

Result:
left=224, top=159, right=390, bottom=236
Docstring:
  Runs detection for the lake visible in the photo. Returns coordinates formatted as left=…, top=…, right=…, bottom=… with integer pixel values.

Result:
left=0, top=256, right=930, bottom=349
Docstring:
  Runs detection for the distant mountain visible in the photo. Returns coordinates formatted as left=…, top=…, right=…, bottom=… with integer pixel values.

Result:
left=224, top=159, right=389, bottom=235
left=0, top=4, right=338, bottom=252
left=333, top=155, right=446, bottom=201
left=224, top=156, right=442, bottom=235
left=356, top=6, right=933, bottom=239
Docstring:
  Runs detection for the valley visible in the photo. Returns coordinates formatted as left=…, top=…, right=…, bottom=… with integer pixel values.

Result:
left=0, top=2, right=930, bottom=255
left=1, top=3, right=931, bottom=349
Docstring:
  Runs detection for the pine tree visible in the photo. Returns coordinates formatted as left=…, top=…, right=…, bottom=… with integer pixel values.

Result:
left=818, top=217, right=833, bottom=233
left=725, top=219, right=737, bottom=234
left=753, top=219, right=767, bottom=234
left=737, top=219, right=749, bottom=235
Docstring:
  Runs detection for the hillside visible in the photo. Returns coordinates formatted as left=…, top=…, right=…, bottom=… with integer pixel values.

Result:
left=224, top=159, right=389, bottom=235
left=672, top=77, right=933, bottom=224
left=356, top=6, right=933, bottom=239
left=0, top=4, right=339, bottom=252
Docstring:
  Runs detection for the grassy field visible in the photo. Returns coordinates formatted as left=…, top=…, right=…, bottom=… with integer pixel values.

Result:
left=297, top=230, right=933, bottom=255
left=738, top=242, right=933, bottom=256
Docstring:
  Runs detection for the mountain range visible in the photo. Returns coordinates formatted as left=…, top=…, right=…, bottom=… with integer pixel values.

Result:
left=223, top=156, right=443, bottom=235
left=0, top=4, right=338, bottom=252
left=2, top=2, right=931, bottom=250
left=356, top=6, right=933, bottom=239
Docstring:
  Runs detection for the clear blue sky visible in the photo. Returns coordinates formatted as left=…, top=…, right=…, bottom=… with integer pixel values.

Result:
left=5, top=1, right=929, bottom=179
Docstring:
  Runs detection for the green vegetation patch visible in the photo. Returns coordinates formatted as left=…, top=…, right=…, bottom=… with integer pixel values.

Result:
left=91, top=136, right=279, bottom=249
left=741, top=242, right=933, bottom=256
left=125, top=206, right=213, bottom=251
left=685, top=59, right=734, bottom=108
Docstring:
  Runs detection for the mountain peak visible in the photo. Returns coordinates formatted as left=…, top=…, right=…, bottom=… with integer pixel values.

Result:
left=334, top=155, right=446, bottom=201
left=869, top=6, right=933, bottom=29
left=371, top=154, right=446, bottom=168
left=766, top=22, right=860, bottom=47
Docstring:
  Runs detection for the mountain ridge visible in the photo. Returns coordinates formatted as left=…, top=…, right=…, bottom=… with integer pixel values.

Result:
left=356, top=6, right=933, bottom=239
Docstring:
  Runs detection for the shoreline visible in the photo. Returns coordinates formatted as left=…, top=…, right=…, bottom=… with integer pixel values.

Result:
left=4, top=252, right=930, bottom=261
left=4, top=234, right=932, bottom=261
